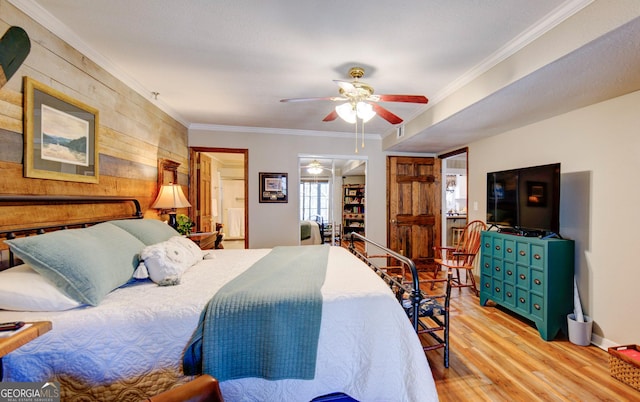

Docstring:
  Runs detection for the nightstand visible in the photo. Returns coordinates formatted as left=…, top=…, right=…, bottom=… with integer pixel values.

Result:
left=188, top=232, right=217, bottom=250
left=0, top=321, right=52, bottom=380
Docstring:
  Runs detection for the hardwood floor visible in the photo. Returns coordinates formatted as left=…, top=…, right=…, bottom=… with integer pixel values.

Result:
left=419, top=276, right=639, bottom=401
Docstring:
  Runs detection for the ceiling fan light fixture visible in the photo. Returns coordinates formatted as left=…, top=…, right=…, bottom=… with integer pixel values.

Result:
left=335, top=102, right=376, bottom=124
left=307, top=160, right=323, bottom=175
left=335, top=103, right=357, bottom=123
left=356, top=101, right=375, bottom=122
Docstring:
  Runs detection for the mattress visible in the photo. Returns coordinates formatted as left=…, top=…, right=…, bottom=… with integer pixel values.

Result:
left=0, top=246, right=438, bottom=402
left=301, top=220, right=323, bottom=245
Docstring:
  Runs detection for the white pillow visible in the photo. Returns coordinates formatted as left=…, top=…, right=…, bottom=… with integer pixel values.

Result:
left=0, top=264, right=82, bottom=311
left=171, top=236, right=204, bottom=263
left=139, top=236, right=204, bottom=285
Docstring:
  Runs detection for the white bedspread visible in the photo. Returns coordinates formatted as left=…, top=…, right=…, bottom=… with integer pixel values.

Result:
left=0, top=247, right=438, bottom=402
left=301, top=220, right=323, bottom=245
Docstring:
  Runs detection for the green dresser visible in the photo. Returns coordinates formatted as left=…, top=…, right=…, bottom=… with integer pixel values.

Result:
left=479, top=231, right=574, bottom=341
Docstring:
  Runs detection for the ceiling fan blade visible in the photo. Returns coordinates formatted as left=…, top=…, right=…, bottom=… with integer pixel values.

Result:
left=280, top=96, right=346, bottom=103
left=322, top=110, right=338, bottom=122
left=333, top=80, right=356, bottom=92
left=372, top=104, right=403, bottom=125
left=374, top=94, right=429, bottom=104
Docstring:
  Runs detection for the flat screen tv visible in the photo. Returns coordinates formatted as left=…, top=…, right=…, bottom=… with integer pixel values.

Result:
left=487, top=163, right=560, bottom=236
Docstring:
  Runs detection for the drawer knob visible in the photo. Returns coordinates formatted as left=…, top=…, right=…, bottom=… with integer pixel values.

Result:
left=495, top=287, right=501, bottom=293
left=506, top=247, right=513, bottom=253
left=534, top=303, right=541, bottom=310
left=485, top=242, right=490, bottom=248
left=495, top=245, right=501, bottom=251
left=519, top=274, right=526, bottom=280
left=534, top=279, right=541, bottom=285
left=519, top=297, right=526, bottom=304
left=506, top=291, right=513, bottom=297
left=519, top=250, right=526, bottom=256
left=506, top=270, right=513, bottom=276
left=495, top=266, right=501, bottom=272
left=534, top=254, right=541, bottom=260
left=484, top=262, right=490, bottom=268
left=485, top=283, right=490, bottom=288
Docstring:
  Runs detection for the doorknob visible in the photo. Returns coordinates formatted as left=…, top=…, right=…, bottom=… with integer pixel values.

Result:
left=390, top=219, right=396, bottom=224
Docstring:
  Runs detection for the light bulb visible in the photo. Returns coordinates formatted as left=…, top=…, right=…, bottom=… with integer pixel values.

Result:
left=356, top=102, right=375, bottom=122
left=335, top=103, right=357, bottom=124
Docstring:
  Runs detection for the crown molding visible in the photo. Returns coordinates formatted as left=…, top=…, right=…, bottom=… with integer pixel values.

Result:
left=10, top=0, right=592, bottom=138
left=429, top=0, right=593, bottom=107
left=8, top=0, right=189, bottom=127
left=188, top=123, right=382, bottom=140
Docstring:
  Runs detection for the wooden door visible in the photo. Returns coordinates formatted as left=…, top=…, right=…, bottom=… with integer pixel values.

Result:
left=197, top=153, right=213, bottom=233
left=387, top=156, right=441, bottom=270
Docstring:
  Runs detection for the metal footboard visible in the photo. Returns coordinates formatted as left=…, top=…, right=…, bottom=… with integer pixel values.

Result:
left=347, top=232, right=421, bottom=331
left=347, top=232, right=451, bottom=368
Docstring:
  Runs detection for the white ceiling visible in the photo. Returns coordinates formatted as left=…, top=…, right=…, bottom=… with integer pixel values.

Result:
left=12, top=0, right=640, bottom=153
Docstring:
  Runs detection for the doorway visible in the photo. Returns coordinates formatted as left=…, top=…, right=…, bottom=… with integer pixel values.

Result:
left=439, top=148, right=468, bottom=247
left=189, top=147, right=248, bottom=249
left=298, top=155, right=367, bottom=246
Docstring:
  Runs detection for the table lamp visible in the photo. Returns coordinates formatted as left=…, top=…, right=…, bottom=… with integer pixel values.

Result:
left=152, top=184, right=191, bottom=229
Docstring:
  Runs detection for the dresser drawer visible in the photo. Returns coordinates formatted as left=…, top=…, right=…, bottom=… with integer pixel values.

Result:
left=491, top=236, right=504, bottom=258
left=530, top=269, right=545, bottom=296
left=516, top=265, right=530, bottom=288
left=530, top=293, right=544, bottom=321
left=491, top=278, right=505, bottom=302
left=481, top=274, right=492, bottom=295
left=503, top=261, right=516, bottom=284
left=503, top=238, right=516, bottom=261
left=503, top=283, right=516, bottom=308
left=481, top=255, right=492, bottom=276
left=482, top=237, right=494, bottom=257
left=491, top=259, right=504, bottom=280
left=515, top=287, right=530, bottom=316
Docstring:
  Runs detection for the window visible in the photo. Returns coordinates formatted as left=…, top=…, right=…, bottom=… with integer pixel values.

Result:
left=300, top=180, right=330, bottom=222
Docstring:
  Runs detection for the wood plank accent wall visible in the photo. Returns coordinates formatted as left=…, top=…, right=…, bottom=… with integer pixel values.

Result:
left=0, top=1, right=189, bottom=233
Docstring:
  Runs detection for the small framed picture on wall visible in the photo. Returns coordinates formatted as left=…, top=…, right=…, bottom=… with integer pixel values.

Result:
left=259, top=172, right=288, bottom=203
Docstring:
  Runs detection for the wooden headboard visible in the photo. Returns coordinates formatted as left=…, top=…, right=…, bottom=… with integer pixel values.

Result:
left=0, top=195, right=143, bottom=269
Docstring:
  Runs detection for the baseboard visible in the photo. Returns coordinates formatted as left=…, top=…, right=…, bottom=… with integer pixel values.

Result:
left=591, top=333, right=618, bottom=351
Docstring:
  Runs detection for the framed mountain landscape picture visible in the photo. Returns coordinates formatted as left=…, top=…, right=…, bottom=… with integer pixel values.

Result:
left=24, top=76, right=99, bottom=183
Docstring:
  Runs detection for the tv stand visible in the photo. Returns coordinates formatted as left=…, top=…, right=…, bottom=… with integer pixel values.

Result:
left=480, top=231, right=574, bottom=340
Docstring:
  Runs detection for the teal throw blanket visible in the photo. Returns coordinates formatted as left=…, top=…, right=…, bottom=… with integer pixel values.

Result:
left=300, top=221, right=311, bottom=240
left=183, top=245, right=329, bottom=381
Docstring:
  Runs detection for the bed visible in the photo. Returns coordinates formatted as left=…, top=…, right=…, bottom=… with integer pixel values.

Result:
left=0, top=196, right=439, bottom=402
left=300, top=217, right=323, bottom=245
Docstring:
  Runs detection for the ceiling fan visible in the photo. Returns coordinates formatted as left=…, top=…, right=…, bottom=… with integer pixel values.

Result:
left=280, top=66, right=428, bottom=125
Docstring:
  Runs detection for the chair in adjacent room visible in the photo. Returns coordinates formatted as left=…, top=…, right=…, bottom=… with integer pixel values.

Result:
left=146, top=374, right=224, bottom=402
left=432, top=220, right=487, bottom=296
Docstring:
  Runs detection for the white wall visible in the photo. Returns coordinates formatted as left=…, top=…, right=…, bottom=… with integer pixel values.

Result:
left=189, top=129, right=387, bottom=248
left=467, top=90, right=640, bottom=347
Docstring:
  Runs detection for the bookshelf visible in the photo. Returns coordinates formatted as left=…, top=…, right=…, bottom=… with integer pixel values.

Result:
left=342, top=184, right=365, bottom=237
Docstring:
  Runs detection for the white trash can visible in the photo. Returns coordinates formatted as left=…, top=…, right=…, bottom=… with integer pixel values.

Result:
left=567, top=313, right=593, bottom=346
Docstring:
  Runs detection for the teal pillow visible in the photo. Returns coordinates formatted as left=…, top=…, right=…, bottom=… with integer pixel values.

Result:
left=108, top=219, right=179, bottom=245
left=5, top=222, right=145, bottom=306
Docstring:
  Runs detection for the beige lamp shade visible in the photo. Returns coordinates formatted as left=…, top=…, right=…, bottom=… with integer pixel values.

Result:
left=152, top=184, right=191, bottom=209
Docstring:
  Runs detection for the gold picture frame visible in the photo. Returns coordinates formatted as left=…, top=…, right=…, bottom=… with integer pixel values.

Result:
left=23, top=77, right=99, bottom=183
left=158, top=158, right=180, bottom=187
